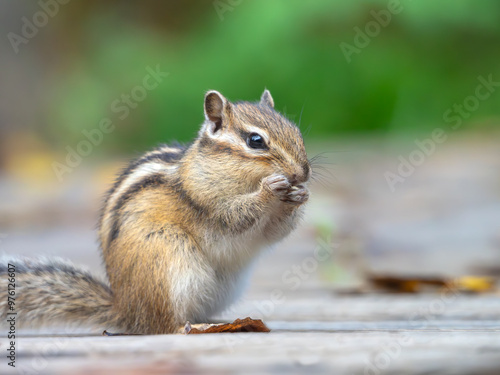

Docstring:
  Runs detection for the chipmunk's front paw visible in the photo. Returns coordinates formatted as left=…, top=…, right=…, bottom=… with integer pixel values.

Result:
left=262, top=175, right=309, bottom=205
left=282, top=185, right=309, bottom=205
left=262, top=174, right=291, bottom=199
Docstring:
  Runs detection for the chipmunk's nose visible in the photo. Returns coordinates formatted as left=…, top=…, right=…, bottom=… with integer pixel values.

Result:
left=289, top=163, right=311, bottom=185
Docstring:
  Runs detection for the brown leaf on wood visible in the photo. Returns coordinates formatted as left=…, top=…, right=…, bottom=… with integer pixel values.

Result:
left=366, top=274, right=498, bottom=294
left=368, top=274, right=449, bottom=293
left=186, top=317, right=270, bottom=334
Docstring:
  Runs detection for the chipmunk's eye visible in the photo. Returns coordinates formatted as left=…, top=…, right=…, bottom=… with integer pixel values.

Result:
left=247, top=133, right=267, bottom=150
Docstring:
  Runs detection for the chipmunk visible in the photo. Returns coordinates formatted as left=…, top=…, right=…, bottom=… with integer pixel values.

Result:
left=1, top=89, right=311, bottom=334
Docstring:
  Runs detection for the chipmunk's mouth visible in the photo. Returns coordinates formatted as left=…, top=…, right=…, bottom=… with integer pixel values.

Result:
left=288, top=172, right=310, bottom=186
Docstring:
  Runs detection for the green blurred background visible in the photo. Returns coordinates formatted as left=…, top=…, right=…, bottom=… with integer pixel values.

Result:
left=0, top=0, right=499, bottom=175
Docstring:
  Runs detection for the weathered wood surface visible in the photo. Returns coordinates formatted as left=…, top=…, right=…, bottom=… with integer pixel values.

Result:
left=2, top=137, right=500, bottom=374
left=10, top=294, right=500, bottom=375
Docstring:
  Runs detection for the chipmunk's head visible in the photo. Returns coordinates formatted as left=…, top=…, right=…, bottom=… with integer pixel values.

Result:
left=198, top=89, right=311, bottom=192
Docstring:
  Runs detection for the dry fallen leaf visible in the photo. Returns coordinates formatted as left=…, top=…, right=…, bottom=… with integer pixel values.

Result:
left=367, top=275, right=447, bottom=293
left=186, top=317, right=270, bottom=334
left=452, top=276, right=496, bottom=293
left=366, top=274, right=498, bottom=294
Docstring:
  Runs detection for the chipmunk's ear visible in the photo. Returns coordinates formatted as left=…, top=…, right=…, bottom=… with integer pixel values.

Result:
left=204, top=90, right=232, bottom=135
left=260, top=89, right=274, bottom=108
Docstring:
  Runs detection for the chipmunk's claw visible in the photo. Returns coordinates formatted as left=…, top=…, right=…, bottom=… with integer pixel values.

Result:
left=262, top=175, right=309, bottom=205
left=263, top=174, right=291, bottom=194
left=281, top=185, right=309, bottom=205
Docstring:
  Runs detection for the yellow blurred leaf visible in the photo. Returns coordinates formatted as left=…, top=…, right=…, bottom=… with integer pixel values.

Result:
left=452, top=276, right=496, bottom=293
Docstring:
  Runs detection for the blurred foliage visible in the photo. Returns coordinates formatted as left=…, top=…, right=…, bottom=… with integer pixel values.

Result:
left=40, top=0, right=500, bottom=153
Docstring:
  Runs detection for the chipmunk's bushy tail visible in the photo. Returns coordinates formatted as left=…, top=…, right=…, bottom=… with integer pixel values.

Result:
left=1, top=256, right=117, bottom=330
